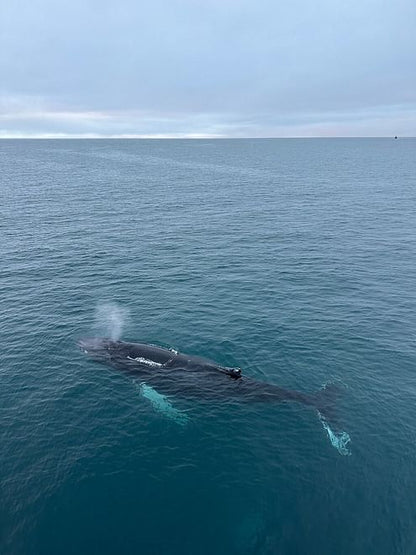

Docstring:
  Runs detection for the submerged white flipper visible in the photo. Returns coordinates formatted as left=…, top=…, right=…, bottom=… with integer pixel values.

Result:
left=139, top=382, right=190, bottom=426
left=318, top=412, right=351, bottom=456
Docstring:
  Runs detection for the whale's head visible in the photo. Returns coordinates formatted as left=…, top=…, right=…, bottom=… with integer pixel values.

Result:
left=78, top=337, right=120, bottom=361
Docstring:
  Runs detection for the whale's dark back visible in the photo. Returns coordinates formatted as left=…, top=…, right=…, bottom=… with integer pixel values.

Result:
left=117, top=341, right=174, bottom=365
left=79, top=337, right=341, bottom=427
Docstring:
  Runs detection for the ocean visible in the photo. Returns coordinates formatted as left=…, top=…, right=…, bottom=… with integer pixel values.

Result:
left=1, top=138, right=415, bottom=554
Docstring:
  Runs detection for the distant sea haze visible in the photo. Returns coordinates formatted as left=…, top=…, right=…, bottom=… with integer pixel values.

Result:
left=1, top=138, right=415, bottom=555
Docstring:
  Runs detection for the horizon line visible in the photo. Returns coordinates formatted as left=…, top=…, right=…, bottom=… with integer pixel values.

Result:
left=0, top=135, right=411, bottom=140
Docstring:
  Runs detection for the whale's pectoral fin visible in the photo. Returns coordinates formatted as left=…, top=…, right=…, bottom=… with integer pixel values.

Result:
left=137, top=382, right=190, bottom=426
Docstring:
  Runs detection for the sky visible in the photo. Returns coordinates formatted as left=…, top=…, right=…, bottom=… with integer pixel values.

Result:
left=1, top=0, right=415, bottom=138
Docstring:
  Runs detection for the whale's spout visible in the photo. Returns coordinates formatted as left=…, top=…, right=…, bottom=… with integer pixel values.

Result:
left=78, top=337, right=115, bottom=362
left=78, top=337, right=106, bottom=352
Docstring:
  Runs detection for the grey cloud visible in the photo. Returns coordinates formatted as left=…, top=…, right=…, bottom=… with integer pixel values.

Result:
left=1, top=0, right=415, bottom=136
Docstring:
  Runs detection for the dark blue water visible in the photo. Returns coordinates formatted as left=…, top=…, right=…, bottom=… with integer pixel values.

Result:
left=1, top=138, right=415, bottom=554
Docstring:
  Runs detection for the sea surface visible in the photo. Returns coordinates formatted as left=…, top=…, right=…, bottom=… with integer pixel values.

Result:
left=1, top=138, right=415, bottom=555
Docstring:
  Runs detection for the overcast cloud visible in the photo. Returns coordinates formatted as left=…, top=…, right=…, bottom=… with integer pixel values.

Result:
left=1, top=0, right=415, bottom=137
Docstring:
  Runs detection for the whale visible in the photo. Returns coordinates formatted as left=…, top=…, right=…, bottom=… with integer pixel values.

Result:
left=79, top=337, right=351, bottom=454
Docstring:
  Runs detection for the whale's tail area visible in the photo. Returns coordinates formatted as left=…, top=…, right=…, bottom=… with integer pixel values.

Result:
left=313, top=383, right=351, bottom=456
left=313, top=383, right=340, bottom=423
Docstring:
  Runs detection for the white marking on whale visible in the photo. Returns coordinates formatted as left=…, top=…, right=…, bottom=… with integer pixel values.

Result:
left=127, top=356, right=164, bottom=368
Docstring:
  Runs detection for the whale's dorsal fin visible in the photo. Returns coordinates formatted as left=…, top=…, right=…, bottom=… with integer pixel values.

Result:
left=218, top=366, right=242, bottom=379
